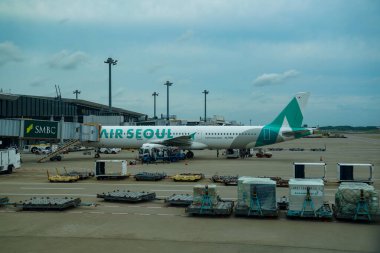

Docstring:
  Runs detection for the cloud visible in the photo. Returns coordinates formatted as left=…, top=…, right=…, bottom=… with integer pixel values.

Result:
left=253, top=69, right=300, bottom=87
left=48, top=50, right=88, bottom=70
left=0, top=41, right=23, bottom=66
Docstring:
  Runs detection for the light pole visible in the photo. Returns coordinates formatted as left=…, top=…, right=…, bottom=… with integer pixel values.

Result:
left=202, top=90, right=209, bottom=123
left=164, top=81, right=173, bottom=121
left=104, top=57, right=118, bottom=111
left=152, top=92, right=159, bottom=119
left=73, top=89, right=81, bottom=99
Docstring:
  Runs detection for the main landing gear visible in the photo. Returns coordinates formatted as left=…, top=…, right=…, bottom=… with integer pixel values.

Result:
left=185, top=151, right=194, bottom=159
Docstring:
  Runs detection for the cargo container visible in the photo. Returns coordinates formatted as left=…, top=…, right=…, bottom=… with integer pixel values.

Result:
left=333, top=182, right=379, bottom=221
left=235, top=177, right=278, bottom=217
left=287, top=178, right=332, bottom=219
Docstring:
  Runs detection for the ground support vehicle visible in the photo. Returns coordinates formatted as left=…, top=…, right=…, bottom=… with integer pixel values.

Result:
left=224, top=177, right=238, bottom=186
left=95, top=160, right=129, bottom=180
left=172, top=173, right=204, bottom=182
left=259, top=176, right=289, bottom=187
left=277, top=196, right=289, bottom=210
left=62, top=169, right=94, bottom=180
left=97, top=189, right=156, bottom=203
left=134, top=172, right=166, bottom=181
left=139, top=145, right=186, bottom=163
left=211, top=175, right=238, bottom=185
left=60, top=168, right=94, bottom=180
left=47, top=169, right=79, bottom=182
left=164, top=194, right=193, bottom=206
left=185, top=185, right=234, bottom=216
left=18, top=197, right=82, bottom=211
left=286, top=187, right=333, bottom=219
left=99, top=148, right=121, bottom=154
left=0, top=197, right=9, bottom=207
left=186, top=200, right=234, bottom=216
left=0, top=148, right=21, bottom=174
left=287, top=202, right=333, bottom=219
left=211, top=175, right=225, bottom=183
left=276, top=178, right=289, bottom=187
left=255, top=149, right=272, bottom=158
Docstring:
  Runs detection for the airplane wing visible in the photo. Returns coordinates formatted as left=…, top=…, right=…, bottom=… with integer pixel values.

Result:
left=151, top=134, right=194, bottom=147
left=281, top=129, right=311, bottom=137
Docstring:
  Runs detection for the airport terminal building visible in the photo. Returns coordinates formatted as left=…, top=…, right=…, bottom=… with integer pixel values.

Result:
left=0, top=92, right=146, bottom=148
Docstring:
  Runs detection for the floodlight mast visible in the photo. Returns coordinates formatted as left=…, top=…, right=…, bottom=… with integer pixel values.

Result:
left=164, top=81, right=173, bottom=121
left=202, top=90, right=209, bottom=123
left=73, top=89, right=81, bottom=99
left=104, top=57, right=118, bottom=111
left=152, top=92, right=159, bottom=119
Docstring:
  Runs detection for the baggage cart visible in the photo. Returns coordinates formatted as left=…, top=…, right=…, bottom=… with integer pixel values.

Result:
left=18, top=197, right=82, bottom=211
left=134, top=172, right=166, bottom=181
left=97, top=189, right=156, bottom=203
left=185, top=185, right=234, bottom=216
left=164, top=194, right=193, bottom=206
left=172, top=173, right=204, bottom=182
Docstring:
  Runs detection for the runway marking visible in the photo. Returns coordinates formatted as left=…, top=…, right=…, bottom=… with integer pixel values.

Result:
left=112, top=212, right=129, bottom=215
left=147, top=207, right=162, bottom=209
left=127, top=205, right=142, bottom=208
left=0, top=181, right=234, bottom=189
left=89, top=211, right=105, bottom=214
left=151, top=190, right=192, bottom=192
left=20, top=187, right=85, bottom=190
left=67, top=211, right=83, bottom=214
left=104, top=205, right=120, bottom=208
left=0, top=193, right=96, bottom=197
left=135, top=213, right=151, bottom=216
left=157, top=213, right=175, bottom=216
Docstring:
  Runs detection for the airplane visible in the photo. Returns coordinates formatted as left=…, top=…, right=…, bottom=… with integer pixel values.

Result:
left=93, top=92, right=314, bottom=158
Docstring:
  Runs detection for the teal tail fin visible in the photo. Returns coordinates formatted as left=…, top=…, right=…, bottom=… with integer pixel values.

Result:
left=269, top=92, right=310, bottom=128
left=255, top=92, right=310, bottom=147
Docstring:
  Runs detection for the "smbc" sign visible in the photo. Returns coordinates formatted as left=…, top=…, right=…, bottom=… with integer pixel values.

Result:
left=24, top=120, right=58, bottom=139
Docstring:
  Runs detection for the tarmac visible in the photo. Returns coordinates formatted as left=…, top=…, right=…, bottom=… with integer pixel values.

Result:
left=0, top=133, right=379, bottom=253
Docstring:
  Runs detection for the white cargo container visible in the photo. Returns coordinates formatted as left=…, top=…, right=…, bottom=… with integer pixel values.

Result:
left=237, top=176, right=255, bottom=204
left=0, top=148, right=21, bottom=174
left=288, top=178, right=325, bottom=212
left=241, top=178, right=277, bottom=210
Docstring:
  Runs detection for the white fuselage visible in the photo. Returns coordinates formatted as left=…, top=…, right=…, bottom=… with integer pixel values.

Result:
left=94, top=125, right=298, bottom=150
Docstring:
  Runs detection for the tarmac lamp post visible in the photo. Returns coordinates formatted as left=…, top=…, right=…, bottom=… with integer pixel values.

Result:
left=104, top=57, right=118, bottom=111
left=202, top=90, right=209, bottom=123
left=164, top=81, right=173, bottom=122
left=152, top=92, right=159, bottom=119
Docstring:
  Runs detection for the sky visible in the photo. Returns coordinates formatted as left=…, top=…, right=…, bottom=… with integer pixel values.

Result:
left=0, top=0, right=379, bottom=126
